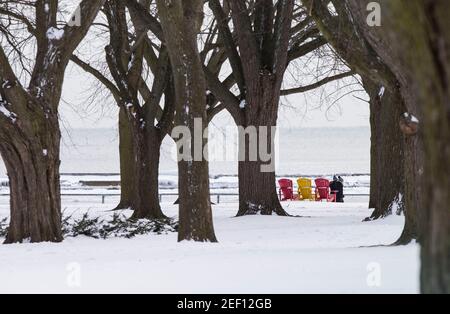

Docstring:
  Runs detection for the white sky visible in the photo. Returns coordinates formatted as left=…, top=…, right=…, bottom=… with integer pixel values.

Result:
left=54, top=1, right=370, bottom=131
left=60, top=63, right=370, bottom=130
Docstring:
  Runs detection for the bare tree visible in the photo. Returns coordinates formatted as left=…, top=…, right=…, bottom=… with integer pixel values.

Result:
left=339, top=0, right=450, bottom=293
left=206, top=0, right=353, bottom=216
left=0, top=0, right=104, bottom=243
left=71, top=0, right=174, bottom=220
left=304, top=0, right=419, bottom=245
left=73, top=0, right=229, bottom=224
left=156, top=0, right=217, bottom=242
left=362, top=77, right=405, bottom=221
left=127, top=1, right=352, bottom=221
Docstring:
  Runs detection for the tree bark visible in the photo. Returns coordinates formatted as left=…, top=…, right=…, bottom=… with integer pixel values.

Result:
left=363, top=78, right=405, bottom=220
left=157, top=0, right=217, bottom=242
left=368, top=95, right=378, bottom=211
left=0, top=130, right=62, bottom=244
left=236, top=81, right=287, bottom=216
left=115, top=107, right=166, bottom=219
left=116, top=107, right=134, bottom=210
left=237, top=160, right=286, bottom=216
left=394, top=133, right=422, bottom=245
left=0, top=114, right=62, bottom=244
left=129, top=122, right=165, bottom=220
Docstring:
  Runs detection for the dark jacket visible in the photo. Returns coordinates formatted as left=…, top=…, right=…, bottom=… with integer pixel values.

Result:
left=329, top=180, right=344, bottom=202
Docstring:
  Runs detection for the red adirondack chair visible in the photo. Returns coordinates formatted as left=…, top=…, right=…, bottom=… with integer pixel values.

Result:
left=314, top=178, right=337, bottom=202
left=278, top=179, right=295, bottom=201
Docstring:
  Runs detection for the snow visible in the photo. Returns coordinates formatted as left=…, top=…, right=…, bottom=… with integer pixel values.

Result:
left=0, top=102, right=17, bottom=123
left=128, top=55, right=134, bottom=71
left=0, top=103, right=11, bottom=117
left=0, top=172, right=369, bottom=199
left=389, top=193, right=403, bottom=215
left=378, top=86, right=385, bottom=98
left=239, top=99, right=247, bottom=109
left=0, top=200, right=419, bottom=293
left=410, top=115, right=419, bottom=123
left=403, top=112, right=419, bottom=124
left=46, top=27, right=65, bottom=40
left=0, top=126, right=416, bottom=293
left=1, top=80, right=11, bottom=89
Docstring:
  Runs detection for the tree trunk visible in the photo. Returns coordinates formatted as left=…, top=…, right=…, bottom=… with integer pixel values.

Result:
left=368, top=95, right=378, bottom=211
left=363, top=77, right=420, bottom=244
left=236, top=74, right=288, bottom=217
left=237, top=160, right=286, bottom=216
left=363, top=78, right=405, bottom=220
left=344, top=0, right=450, bottom=292
left=0, top=0, right=104, bottom=244
left=116, top=107, right=134, bottom=210
left=0, top=116, right=62, bottom=244
left=395, top=135, right=421, bottom=245
left=237, top=120, right=287, bottom=216
left=157, top=0, right=217, bottom=242
left=211, top=1, right=293, bottom=217
left=115, top=107, right=166, bottom=220
left=177, top=157, right=216, bottom=242
left=129, top=124, right=165, bottom=220
left=421, top=122, right=450, bottom=292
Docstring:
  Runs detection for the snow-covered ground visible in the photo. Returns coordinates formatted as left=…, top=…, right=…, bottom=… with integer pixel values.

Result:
left=0, top=126, right=418, bottom=293
left=0, top=200, right=419, bottom=294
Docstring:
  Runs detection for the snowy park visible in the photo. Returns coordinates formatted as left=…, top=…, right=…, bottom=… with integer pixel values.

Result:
left=0, top=127, right=419, bottom=293
left=0, top=200, right=418, bottom=294
left=0, top=0, right=448, bottom=296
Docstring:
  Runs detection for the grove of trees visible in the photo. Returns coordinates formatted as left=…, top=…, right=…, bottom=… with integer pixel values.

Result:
left=0, top=0, right=448, bottom=293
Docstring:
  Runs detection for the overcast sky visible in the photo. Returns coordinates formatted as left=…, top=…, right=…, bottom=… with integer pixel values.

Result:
left=60, top=63, right=370, bottom=131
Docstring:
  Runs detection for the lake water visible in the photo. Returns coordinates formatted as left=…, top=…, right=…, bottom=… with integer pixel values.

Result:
left=0, top=126, right=370, bottom=177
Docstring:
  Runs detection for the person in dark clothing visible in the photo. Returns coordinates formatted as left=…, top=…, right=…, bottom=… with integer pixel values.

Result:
left=330, top=175, right=344, bottom=203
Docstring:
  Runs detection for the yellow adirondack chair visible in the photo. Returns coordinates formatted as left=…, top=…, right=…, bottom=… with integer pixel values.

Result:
left=297, top=178, right=315, bottom=201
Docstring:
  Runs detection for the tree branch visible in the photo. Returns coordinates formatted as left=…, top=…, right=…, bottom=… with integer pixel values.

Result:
left=209, top=0, right=245, bottom=95
left=70, top=54, right=121, bottom=103
left=281, top=71, right=355, bottom=96
left=59, top=0, right=106, bottom=61
left=203, top=65, right=243, bottom=124
left=303, top=0, right=397, bottom=89
left=272, top=0, right=294, bottom=76
left=228, top=0, right=260, bottom=81
left=0, top=44, right=28, bottom=124
left=125, top=0, right=164, bottom=41
left=0, top=7, right=36, bottom=35
left=287, top=36, right=327, bottom=63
